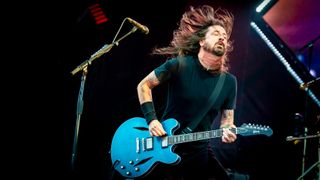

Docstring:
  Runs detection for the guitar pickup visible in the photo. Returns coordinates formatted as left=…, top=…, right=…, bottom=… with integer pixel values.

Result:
left=161, top=136, right=168, bottom=147
left=145, top=137, right=153, bottom=150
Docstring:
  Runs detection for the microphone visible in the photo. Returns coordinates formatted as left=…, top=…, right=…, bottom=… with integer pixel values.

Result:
left=286, top=136, right=293, bottom=141
left=286, top=136, right=301, bottom=144
left=127, top=17, right=149, bottom=34
left=299, top=77, right=320, bottom=90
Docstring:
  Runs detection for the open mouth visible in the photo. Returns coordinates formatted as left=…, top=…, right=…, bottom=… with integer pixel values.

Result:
left=217, top=42, right=225, bottom=47
left=216, top=44, right=224, bottom=49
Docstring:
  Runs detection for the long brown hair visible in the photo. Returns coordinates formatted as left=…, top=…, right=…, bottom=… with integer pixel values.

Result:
left=152, top=5, right=234, bottom=71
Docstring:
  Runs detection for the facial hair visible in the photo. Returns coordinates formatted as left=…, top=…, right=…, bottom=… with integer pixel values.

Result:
left=203, top=42, right=225, bottom=57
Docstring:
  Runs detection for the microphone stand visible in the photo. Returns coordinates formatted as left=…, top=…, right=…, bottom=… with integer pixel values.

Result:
left=298, top=35, right=320, bottom=53
left=294, top=133, right=320, bottom=180
left=70, top=20, right=138, bottom=171
left=297, top=34, right=320, bottom=180
left=300, top=77, right=320, bottom=90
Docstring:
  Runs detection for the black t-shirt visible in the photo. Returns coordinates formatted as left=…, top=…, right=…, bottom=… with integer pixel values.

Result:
left=154, top=55, right=237, bottom=149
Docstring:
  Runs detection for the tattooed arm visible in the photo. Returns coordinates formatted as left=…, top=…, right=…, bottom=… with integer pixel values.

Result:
left=137, top=71, right=160, bottom=104
left=137, top=71, right=166, bottom=136
left=220, top=109, right=237, bottom=143
left=220, top=109, right=234, bottom=128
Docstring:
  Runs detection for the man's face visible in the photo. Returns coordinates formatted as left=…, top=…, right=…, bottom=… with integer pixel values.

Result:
left=201, top=25, right=228, bottom=56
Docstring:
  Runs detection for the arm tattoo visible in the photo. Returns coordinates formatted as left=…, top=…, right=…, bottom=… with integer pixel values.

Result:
left=222, top=110, right=233, bottom=120
left=146, top=71, right=160, bottom=88
left=221, top=109, right=234, bottom=127
left=137, top=71, right=160, bottom=104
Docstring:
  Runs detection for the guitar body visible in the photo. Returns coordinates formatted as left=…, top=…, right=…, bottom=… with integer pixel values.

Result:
left=111, top=117, right=181, bottom=178
left=110, top=117, right=273, bottom=178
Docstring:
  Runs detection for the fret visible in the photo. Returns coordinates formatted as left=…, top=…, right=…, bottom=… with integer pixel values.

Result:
left=209, top=131, right=213, bottom=138
left=176, top=136, right=179, bottom=143
left=184, top=134, right=189, bottom=141
left=168, top=136, right=174, bottom=144
left=205, top=132, right=210, bottom=139
left=174, top=136, right=179, bottom=143
left=190, top=134, right=194, bottom=141
left=201, top=132, right=204, bottom=140
left=196, top=133, right=202, bottom=140
left=232, top=128, right=237, bottom=134
left=180, top=135, right=184, bottom=142
left=193, top=133, right=197, bottom=141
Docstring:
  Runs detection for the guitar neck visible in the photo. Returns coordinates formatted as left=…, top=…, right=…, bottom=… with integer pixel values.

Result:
left=168, top=128, right=241, bottom=145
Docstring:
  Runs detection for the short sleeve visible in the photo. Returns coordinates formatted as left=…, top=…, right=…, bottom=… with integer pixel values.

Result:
left=154, top=58, right=179, bottom=83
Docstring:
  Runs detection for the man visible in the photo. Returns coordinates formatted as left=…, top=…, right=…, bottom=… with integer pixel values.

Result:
left=137, top=5, right=237, bottom=179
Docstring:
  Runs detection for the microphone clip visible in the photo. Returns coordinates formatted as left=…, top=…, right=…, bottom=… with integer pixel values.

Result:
left=300, top=77, right=320, bottom=90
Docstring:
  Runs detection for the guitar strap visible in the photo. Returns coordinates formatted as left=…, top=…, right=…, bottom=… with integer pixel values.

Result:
left=181, top=72, right=226, bottom=134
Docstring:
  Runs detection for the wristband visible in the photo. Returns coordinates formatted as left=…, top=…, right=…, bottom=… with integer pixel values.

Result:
left=140, top=101, right=158, bottom=124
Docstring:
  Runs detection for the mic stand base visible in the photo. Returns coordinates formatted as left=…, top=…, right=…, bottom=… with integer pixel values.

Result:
left=297, top=161, right=320, bottom=180
left=296, top=134, right=320, bottom=180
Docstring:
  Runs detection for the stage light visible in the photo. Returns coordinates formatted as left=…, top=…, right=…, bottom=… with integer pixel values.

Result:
left=89, top=3, right=108, bottom=25
left=250, top=22, right=320, bottom=107
left=256, top=0, right=272, bottom=13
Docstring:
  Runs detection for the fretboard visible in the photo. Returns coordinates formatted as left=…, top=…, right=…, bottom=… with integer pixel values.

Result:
left=168, top=128, right=240, bottom=145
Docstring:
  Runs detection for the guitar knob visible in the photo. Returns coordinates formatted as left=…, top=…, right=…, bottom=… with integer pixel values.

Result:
left=120, top=165, right=125, bottom=169
left=126, top=171, right=131, bottom=175
left=135, top=167, right=140, bottom=171
left=129, top=160, right=134, bottom=164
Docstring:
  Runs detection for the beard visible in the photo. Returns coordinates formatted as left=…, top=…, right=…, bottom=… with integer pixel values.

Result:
left=203, top=42, right=225, bottom=57
left=213, top=45, right=225, bottom=56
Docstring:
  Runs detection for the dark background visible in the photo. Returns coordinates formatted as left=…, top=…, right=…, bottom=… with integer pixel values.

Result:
left=15, top=0, right=320, bottom=179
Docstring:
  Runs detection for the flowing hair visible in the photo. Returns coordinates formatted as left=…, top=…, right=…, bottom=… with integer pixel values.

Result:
left=152, top=5, right=234, bottom=72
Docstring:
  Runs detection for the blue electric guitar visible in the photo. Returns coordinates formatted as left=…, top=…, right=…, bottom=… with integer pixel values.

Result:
left=110, top=117, right=273, bottom=178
